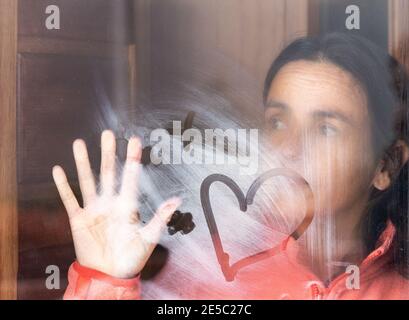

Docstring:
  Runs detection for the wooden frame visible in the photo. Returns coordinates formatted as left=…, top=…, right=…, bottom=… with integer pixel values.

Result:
left=308, top=0, right=321, bottom=35
left=389, top=0, right=409, bottom=69
left=0, top=0, right=18, bottom=300
left=132, top=0, right=151, bottom=104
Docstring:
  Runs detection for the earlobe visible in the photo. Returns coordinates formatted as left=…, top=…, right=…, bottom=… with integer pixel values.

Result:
left=373, top=161, right=391, bottom=191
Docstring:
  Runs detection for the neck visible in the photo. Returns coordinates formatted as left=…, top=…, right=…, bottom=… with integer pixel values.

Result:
left=302, top=202, right=368, bottom=284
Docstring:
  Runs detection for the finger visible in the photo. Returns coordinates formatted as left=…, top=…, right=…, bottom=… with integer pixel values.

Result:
left=100, top=130, right=116, bottom=196
left=120, top=136, right=142, bottom=205
left=52, top=165, right=81, bottom=218
left=73, top=139, right=96, bottom=206
left=141, top=197, right=182, bottom=244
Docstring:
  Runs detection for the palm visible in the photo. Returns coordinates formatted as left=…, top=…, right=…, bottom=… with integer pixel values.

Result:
left=52, top=130, right=180, bottom=279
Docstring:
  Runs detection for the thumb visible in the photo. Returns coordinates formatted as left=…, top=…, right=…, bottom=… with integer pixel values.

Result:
left=141, top=197, right=182, bottom=244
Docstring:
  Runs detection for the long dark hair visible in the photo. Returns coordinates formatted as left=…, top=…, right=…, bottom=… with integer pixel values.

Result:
left=263, top=33, right=409, bottom=278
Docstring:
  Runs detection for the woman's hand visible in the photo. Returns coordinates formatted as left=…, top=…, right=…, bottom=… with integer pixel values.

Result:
left=52, top=130, right=181, bottom=279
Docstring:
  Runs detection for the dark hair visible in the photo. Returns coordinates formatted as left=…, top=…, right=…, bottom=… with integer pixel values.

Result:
left=263, top=32, right=409, bottom=278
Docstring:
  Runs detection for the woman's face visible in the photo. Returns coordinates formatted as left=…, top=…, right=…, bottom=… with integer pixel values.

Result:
left=264, top=60, right=379, bottom=217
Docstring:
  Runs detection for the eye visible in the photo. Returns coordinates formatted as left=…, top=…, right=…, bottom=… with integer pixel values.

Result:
left=269, top=117, right=287, bottom=131
left=319, top=123, right=338, bottom=137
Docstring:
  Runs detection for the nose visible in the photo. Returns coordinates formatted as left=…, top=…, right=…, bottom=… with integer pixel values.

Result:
left=279, top=128, right=304, bottom=163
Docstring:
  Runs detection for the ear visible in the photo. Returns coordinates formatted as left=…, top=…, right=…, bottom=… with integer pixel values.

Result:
left=373, top=159, right=391, bottom=191
left=373, top=140, right=409, bottom=191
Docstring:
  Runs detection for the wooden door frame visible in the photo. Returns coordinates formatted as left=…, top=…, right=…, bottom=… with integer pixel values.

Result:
left=0, top=0, right=18, bottom=300
left=389, top=0, right=409, bottom=69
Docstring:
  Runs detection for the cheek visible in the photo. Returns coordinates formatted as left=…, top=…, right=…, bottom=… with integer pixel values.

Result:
left=308, top=135, right=377, bottom=210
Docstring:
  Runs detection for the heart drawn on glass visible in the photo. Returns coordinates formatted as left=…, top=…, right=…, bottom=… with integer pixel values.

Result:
left=200, top=168, right=315, bottom=281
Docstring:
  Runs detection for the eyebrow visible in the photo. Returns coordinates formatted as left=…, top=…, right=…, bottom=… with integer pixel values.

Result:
left=312, top=110, right=355, bottom=126
left=265, top=100, right=288, bottom=110
left=265, top=100, right=355, bottom=126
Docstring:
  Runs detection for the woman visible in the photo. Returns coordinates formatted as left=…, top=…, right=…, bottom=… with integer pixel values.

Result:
left=53, top=33, right=409, bottom=299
